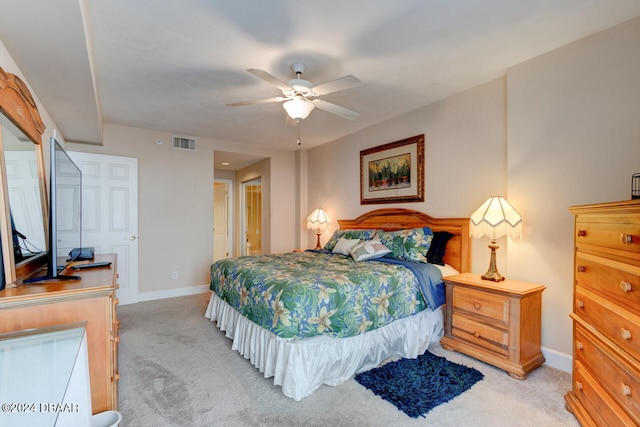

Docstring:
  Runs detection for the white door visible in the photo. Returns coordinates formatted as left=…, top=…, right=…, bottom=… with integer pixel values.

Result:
left=69, top=152, right=139, bottom=305
left=213, top=180, right=232, bottom=261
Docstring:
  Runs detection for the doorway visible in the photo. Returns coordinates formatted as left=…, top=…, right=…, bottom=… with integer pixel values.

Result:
left=241, top=178, right=262, bottom=256
left=213, top=179, right=232, bottom=261
left=68, top=151, right=139, bottom=305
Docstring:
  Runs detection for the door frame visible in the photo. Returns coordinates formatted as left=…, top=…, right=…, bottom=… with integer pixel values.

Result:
left=213, top=178, right=233, bottom=260
left=240, top=177, right=262, bottom=256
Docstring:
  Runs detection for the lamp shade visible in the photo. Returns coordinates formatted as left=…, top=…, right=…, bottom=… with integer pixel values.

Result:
left=307, top=208, right=331, bottom=231
left=283, top=96, right=315, bottom=120
left=470, top=196, right=522, bottom=240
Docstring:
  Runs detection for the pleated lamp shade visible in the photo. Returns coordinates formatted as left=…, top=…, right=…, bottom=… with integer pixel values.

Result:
left=307, top=208, right=331, bottom=232
left=470, top=196, right=522, bottom=241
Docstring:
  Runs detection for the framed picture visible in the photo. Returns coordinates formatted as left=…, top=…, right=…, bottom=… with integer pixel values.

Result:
left=360, top=134, right=424, bottom=204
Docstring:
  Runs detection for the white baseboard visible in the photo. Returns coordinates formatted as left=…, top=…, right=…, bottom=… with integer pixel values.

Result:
left=137, top=284, right=210, bottom=302
left=541, top=346, right=572, bottom=373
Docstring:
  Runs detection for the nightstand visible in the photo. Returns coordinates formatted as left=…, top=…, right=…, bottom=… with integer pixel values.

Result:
left=440, top=273, right=546, bottom=379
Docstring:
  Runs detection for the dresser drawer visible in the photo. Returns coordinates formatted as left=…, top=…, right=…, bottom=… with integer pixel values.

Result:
left=452, top=287, right=509, bottom=326
left=575, top=218, right=640, bottom=256
left=575, top=324, right=640, bottom=421
left=576, top=253, right=640, bottom=312
left=573, top=360, right=637, bottom=427
left=575, top=286, right=640, bottom=357
left=451, top=313, right=509, bottom=356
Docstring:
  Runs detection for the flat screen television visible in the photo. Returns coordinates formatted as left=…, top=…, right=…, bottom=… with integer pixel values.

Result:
left=25, top=136, right=82, bottom=283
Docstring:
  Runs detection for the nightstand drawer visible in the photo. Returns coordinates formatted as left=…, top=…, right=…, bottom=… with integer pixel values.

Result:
left=575, top=324, right=640, bottom=421
left=452, top=287, right=509, bottom=326
left=575, top=286, right=640, bottom=357
left=575, top=252, right=640, bottom=312
left=452, top=313, right=509, bottom=356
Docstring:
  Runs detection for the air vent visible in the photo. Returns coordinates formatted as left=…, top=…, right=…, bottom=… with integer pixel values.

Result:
left=172, top=136, right=197, bottom=151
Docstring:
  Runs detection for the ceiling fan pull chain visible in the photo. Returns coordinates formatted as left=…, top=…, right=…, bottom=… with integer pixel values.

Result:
left=296, top=119, right=302, bottom=146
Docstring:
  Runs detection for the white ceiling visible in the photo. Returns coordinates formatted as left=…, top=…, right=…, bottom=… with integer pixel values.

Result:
left=1, top=0, right=640, bottom=153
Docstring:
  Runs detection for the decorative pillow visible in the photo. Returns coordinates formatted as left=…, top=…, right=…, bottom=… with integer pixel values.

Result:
left=350, top=240, right=391, bottom=262
left=427, top=231, right=454, bottom=266
left=323, top=229, right=377, bottom=251
left=377, top=227, right=433, bottom=263
left=332, top=238, right=361, bottom=255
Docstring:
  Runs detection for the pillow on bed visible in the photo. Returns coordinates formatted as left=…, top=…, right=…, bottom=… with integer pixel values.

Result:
left=433, top=263, right=460, bottom=278
left=350, top=240, right=391, bottom=261
left=426, top=231, right=455, bottom=266
left=377, top=227, right=433, bottom=263
left=323, top=229, right=377, bottom=251
left=332, top=238, right=361, bottom=255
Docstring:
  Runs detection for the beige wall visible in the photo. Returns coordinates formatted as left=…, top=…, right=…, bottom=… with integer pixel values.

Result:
left=307, top=77, right=507, bottom=273
left=68, top=123, right=297, bottom=293
left=506, top=16, right=640, bottom=355
left=308, top=16, right=640, bottom=366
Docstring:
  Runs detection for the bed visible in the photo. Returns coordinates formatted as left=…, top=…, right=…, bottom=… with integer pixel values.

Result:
left=205, top=208, right=471, bottom=400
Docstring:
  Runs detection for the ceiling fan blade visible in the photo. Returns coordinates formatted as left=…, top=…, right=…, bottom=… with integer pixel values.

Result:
left=311, top=75, right=361, bottom=96
left=226, top=96, right=287, bottom=107
left=313, top=99, right=360, bottom=120
left=247, top=69, right=292, bottom=92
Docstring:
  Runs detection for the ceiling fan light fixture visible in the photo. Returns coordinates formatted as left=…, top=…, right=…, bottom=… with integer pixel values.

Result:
left=283, top=96, right=315, bottom=120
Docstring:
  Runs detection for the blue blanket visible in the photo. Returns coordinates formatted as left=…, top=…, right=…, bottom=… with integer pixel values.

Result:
left=311, top=249, right=444, bottom=310
left=374, top=257, right=445, bottom=309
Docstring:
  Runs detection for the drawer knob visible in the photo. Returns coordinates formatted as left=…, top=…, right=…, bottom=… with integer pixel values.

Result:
left=620, top=233, right=634, bottom=244
left=576, top=381, right=583, bottom=391
left=620, top=281, right=632, bottom=292
left=473, top=302, right=481, bottom=310
left=577, top=299, right=584, bottom=309
left=577, top=265, right=586, bottom=273
left=577, top=341, right=584, bottom=351
left=473, top=331, right=481, bottom=338
left=620, top=383, right=631, bottom=396
left=621, top=328, right=631, bottom=340
left=577, top=230, right=587, bottom=237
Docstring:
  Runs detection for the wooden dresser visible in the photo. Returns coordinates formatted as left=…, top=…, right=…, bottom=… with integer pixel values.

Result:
left=441, top=272, right=546, bottom=379
left=566, top=200, right=640, bottom=426
left=0, top=254, right=119, bottom=414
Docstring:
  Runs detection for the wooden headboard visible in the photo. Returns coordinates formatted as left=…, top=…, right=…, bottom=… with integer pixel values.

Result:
left=337, top=208, right=471, bottom=273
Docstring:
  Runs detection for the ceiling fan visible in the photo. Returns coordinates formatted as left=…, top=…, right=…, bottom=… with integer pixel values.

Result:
left=226, top=63, right=362, bottom=121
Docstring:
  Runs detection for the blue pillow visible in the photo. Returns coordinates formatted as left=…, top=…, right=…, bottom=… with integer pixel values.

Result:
left=427, top=231, right=454, bottom=266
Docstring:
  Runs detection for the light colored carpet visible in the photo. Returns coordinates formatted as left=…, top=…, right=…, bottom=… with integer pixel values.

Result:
left=117, top=293, right=580, bottom=427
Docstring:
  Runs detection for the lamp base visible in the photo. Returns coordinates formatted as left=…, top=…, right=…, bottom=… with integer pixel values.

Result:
left=481, top=240, right=505, bottom=282
left=481, top=270, right=505, bottom=282
left=314, top=231, right=322, bottom=250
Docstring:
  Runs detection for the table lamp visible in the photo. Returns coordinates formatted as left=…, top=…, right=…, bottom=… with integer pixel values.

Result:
left=307, top=208, right=331, bottom=250
left=470, top=196, right=522, bottom=281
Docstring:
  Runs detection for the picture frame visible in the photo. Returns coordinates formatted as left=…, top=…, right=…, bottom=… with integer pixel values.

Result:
left=360, top=134, right=424, bottom=205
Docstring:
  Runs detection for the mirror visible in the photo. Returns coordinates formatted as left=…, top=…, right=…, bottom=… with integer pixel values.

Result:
left=1, top=117, right=47, bottom=259
left=0, top=67, right=48, bottom=286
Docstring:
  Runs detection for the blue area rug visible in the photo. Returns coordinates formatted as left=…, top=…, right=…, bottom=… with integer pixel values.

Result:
left=354, top=350, right=484, bottom=418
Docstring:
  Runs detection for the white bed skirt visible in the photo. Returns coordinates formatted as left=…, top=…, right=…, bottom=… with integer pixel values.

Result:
left=205, top=292, right=444, bottom=400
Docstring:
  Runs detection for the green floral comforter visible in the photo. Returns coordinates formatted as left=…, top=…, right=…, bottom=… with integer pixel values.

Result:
left=210, top=251, right=442, bottom=339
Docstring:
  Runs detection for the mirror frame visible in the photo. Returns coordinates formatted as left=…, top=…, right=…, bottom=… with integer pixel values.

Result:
left=0, top=66, right=48, bottom=286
